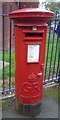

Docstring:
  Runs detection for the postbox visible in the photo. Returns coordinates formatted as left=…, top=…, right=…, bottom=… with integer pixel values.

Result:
left=9, top=8, right=54, bottom=115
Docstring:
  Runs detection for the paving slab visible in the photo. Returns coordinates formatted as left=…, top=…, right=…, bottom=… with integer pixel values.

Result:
left=2, top=96, right=59, bottom=119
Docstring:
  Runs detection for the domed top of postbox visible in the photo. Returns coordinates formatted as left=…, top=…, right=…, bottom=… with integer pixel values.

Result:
left=9, top=8, right=54, bottom=25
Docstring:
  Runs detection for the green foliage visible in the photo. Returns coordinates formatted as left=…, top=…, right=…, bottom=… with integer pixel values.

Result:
left=0, top=51, right=15, bottom=79
left=45, top=33, right=58, bottom=78
left=43, top=86, right=59, bottom=103
left=42, top=2, right=60, bottom=13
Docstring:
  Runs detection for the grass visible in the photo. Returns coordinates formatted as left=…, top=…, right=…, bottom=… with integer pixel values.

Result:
left=43, top=85, right=60, bottom=103
left=0, top=33, right=59, bottom=80
left=45, top=33, right=59, bottom=78
left=46, top=33, right=58, bottom=64
left=0, top=51, right=15, bottom=79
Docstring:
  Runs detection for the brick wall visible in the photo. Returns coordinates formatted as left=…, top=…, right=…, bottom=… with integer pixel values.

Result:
left=20, top=2, right=39, bottom=8
left=3, top=2, right=17, bottom=52
left=0, top=1, right=39, bottom=52
left=0, top=2, right=17, bottom=52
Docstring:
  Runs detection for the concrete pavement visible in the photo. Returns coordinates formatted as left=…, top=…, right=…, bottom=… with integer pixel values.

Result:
left=2, top=96, right=58, bottom=119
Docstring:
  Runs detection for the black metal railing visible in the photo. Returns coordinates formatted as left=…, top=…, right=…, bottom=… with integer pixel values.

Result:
left=0, top=3, right=60, bottom=94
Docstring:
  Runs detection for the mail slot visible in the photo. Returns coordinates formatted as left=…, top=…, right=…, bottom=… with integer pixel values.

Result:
left=9, top=8, right=54, bottom=116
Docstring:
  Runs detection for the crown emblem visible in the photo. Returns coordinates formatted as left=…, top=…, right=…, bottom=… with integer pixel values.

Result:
left=28, top=73, right=37, bottom=81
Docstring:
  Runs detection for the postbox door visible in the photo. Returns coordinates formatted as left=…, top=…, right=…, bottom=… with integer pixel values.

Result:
left=15, top=26, right=47, bottom=104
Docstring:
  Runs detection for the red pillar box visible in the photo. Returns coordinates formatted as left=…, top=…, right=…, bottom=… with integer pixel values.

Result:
left=9, top=8, right=54, bottom=116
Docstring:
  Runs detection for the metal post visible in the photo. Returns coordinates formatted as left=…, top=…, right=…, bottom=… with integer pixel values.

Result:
left=2, top=3, right=4, bottom=91
left=48, top=18, right=57, bottom=80
left=52, top=34, right=58, bottom=79
left=44, top=19, right=52, bottom=81
left=9, top=4, right=12, bottom=89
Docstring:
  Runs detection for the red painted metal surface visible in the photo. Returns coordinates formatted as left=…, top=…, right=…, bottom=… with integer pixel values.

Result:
left=9, top=8, right=54, bottom=18
left=9, top=8, right=54, bottom=104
